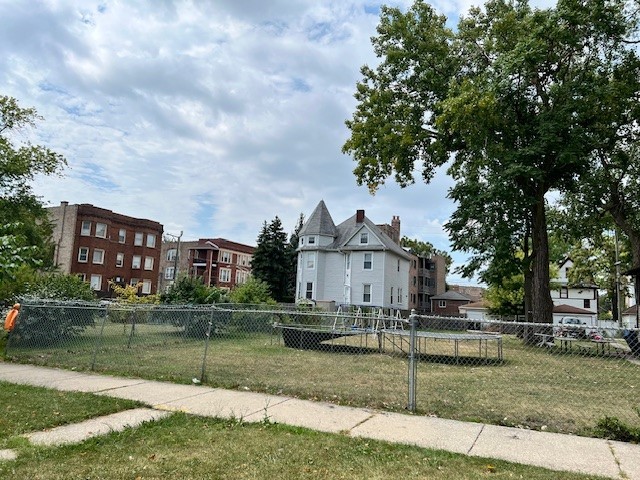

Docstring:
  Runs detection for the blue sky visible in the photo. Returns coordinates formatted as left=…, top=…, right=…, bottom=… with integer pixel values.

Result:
left=0, top=0, right=553, bottom=286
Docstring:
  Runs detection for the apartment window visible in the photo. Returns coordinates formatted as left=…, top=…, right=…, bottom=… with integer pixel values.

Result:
left=307, top=252, right=315, bottom=269
left=584, top=299, right=591, bottom=309
left=90, top=274, right=102, bottom=291
left=439, top=300, right=446, bottom=308
left=141, top=279, right=152, bottom=294
left=360, top=232, right=369, bottom=244
left=413, top=276, right=417, bottom=286
left=363, top=253, right=372, bottom=270
left=134, top=232, right=144, bottom=246
left=167, top=249, right=177, bottom=261
left=95, top=223, right=107, bottom=238
left=306, top=282, right=313, bottom=300
left=130, top=278, right=139, bottom=287
left=560, top=287, right=568, bottom=299
left=146, top=234, right=156, bottom=248
left=221, top=251, right=232, bottom=263
left=81, top=221, right=91, bottom=236
left=78, top=247, right=89, bottom=263
left=219, top=268, right=231, bottom=283
left=92, top=249, right=105, bottom=264
left=77, top=273, right=86, bottom=282
left=236, top=270, right=247, bottom=284
left=164, top=266, right=175, bottom=280
left=308, top=236, right=316, bottom=245
left=363, top=284, right=371, bottom=303
left=132, top=255, right=141, bottom=269
left=144, top=256, right=154, bottom=270
left=116, top=252, right=124, bottom=267
left=119, top=228, right=126, bottom=243
left=237, top=254, right=250, bottom=266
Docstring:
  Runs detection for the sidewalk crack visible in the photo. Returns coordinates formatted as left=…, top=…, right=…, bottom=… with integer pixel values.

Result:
left=606, top=440, right=628, bottom=479
left=467, top=424, right=485, bottom=455
left=346, top=413, right=377, bottom=435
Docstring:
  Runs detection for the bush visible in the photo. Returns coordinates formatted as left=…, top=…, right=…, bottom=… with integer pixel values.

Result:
left=593, top=413, right=640, bottom=443
left=161, top=276, right=227, bottom=305
left=9, top=301, right=102, bottom=347
left=26, top=273, right=96, bottom=301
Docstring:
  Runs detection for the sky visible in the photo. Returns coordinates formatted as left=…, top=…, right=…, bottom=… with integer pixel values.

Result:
left=0, top=0, right=551, bottom=287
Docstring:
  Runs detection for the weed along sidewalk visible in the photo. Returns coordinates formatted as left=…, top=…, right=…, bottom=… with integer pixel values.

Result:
left=1, top=362, right=640, bottom=479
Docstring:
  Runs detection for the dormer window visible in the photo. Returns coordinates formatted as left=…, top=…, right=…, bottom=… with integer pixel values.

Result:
left=308, top=236, right=316, bottom=245
left=360, top=232, right=369, bottom=244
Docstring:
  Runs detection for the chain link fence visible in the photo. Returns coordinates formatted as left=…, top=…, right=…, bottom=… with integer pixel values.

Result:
left=4, top=300, right=640, bottom=438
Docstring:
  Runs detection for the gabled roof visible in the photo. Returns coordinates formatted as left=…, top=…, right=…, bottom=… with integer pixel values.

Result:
left=431, top=291, right=473, bottom=301
left=553, top=304, right=594, bottom=314
left=299, top=200, right=337, bottom=237
left=333, top=213, right=412, bottom=260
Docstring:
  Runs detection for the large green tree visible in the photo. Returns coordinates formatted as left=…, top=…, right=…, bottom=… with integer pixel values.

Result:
left=251, top=217, right=289, bottom=302
left=0, top=95, right=66, bottom=302
left=343, top=0, right=640, bottom=324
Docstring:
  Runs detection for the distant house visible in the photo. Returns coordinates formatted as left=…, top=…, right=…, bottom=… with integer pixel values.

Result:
left=47, top=201, right=164, bottom=296
left=622, top=305, right=639, bottom=329
left=408, top=254, right=447, bottom=313
left=430, top=291, right=473, bottom=316
left=458, top=299, right=495, bottom=321
left=550, top=258, right=598, bottom=324
left=296, top=201, right=412, bottom=310
left=188, top=238, right=254, bottom=290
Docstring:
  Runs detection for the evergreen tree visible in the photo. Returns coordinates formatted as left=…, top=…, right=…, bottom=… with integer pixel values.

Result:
left=251, top=217, right=289, bottom=302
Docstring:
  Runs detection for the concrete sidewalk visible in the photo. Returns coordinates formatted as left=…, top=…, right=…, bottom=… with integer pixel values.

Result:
left=1, top=363, right=639, bottom=479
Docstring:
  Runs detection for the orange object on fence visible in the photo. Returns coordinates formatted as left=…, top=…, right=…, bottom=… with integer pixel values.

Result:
left=4, top=303, right=20, bottom=332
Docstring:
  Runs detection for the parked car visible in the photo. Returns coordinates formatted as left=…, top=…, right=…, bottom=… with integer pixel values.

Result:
left=553, top=317, right=598, bottom=339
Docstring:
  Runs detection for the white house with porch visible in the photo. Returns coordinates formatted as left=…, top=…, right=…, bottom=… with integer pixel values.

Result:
left=296, top=201, right=412, bottom=310
left=550, top=258, right=598, bottom=325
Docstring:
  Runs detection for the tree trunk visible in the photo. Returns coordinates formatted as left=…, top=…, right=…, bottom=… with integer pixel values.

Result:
left=530, top=198, right=554, bottom=325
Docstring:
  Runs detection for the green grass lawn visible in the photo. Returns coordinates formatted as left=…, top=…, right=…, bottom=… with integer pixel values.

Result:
left=0, top=383, right=606, bottom=480
left=6, top=321, right=640, bottom=437
left=0, top=381, right=141, bottom=449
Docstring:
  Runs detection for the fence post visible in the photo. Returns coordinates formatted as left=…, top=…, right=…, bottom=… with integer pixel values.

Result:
left=200, top=309, right=214, bottom=382
left=90, top=306, right=109, bottom=371
left=408, top=309, right=417, bottom=412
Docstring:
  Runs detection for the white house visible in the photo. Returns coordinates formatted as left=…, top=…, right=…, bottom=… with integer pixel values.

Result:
left=296, top=201, right=412, bottom=310
left=550, top=258, right=598, bottom=325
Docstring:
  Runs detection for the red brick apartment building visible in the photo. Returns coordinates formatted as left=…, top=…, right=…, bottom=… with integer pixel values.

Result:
left=187, top=238, right=254, bottom=291
left=47, top=202, right=164, bottom=296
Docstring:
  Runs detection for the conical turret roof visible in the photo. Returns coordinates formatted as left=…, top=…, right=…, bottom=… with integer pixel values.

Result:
left=299, top=200, right=337, bottom=237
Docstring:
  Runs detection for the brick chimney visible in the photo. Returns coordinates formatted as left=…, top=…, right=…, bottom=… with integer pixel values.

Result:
left=356, top=209, right=365, bottom=223
left=391, top=215, right=400, bottom=244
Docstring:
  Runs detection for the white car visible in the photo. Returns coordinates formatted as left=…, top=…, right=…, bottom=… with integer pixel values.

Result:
left=554, top=317, right=598, bottom=339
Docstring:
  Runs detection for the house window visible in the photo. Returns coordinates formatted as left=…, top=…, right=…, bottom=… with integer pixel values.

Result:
left=560, top=287, right=568, bottom=299
left=167, top=249, right=177, bottom=261
left=146, top=234, right=156, bottom=248
left=164, top=266, right=175, bottom=280
left=219, top=268, right=231, bottom=282
left=307, top=252, right=315, bottom=269
left=306, top=282, right=313, bottom=299
left=144, top=257, right=154, bottom=270
left=439, top=300, right=446, bottom=308
left=134, top=232, right=144, bottom=246
left=398, top=288, right=402, bottom=303
left=78, top=247, right=89, bottom=263
left=300, top=238, right=304, bottom=246
left=90, top=274, right=102, bottom=291
left=220, top=251, right=232, bottom=263
left=95, top=223, right=107, bottom=238
left=390, top=287, right=394, bottom=304
left=81, top=221, right=91, bottom=236
left=132, top=255, right=141, bottom=269
left=119, top=228, right=126, bottom=243
left=141, top=279, right=152, bottom=294
left=397, top=259, right=400, bottom=272
left=92, top=249, right=105, bottom=264
left=308, top=236, right=316, bottom=245
left=363, top=284, right=371, bottom=303
left=116, top=252, right=124, bottom=267
left=584, top=299, right=591, bottom=309
left=363, top=253, right=372, bottom=270
left=360, top=232, right=369, bottom=244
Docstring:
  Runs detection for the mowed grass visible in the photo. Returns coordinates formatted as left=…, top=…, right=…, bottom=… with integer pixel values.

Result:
left=0, top=381, right=141, bottom=449
left=6, top=321, right=640, bottom=436
left=0, top=383, right=606, bottom=480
